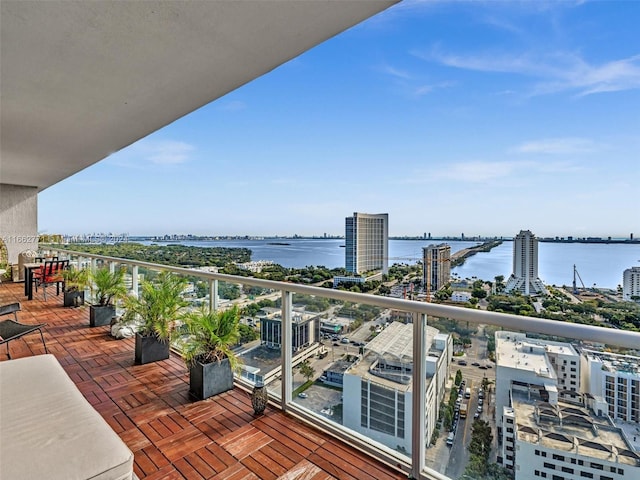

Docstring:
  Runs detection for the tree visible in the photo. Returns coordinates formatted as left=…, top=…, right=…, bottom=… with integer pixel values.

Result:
left=455, top=369, right=463, bottom=386
left=299, top=360, right=315, bottom=383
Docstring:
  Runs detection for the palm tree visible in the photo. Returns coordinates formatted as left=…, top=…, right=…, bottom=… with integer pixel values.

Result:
left=181, top=305, right=241, bottom=372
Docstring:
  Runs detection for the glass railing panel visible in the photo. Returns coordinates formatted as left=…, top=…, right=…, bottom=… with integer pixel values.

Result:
left=42, top=248, right=640, bottom=480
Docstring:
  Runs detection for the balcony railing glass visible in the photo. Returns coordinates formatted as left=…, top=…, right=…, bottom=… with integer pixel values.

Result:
left=47, top=247, right=640, bottom=480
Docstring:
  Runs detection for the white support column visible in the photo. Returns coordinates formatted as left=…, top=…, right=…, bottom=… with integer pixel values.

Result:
left=131, top=265, right=139, bottom=298
left=210, top=279, right=218, bottom=312
left=281, top=290, right=293, bottom=411
left=91, top=258, right=97, bottom=273
left=109, top=261, right=116, bottom=273
left=412, top=312, right=426, bottom=479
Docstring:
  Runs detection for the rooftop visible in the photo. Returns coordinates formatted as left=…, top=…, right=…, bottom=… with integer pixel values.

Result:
left=496, top=331, right=578, bottom=377
left=0, top=281, right=406, bottom=480
left=582, top=348, right=640, bottom=376
left=512, top=391, right=640, bottom=466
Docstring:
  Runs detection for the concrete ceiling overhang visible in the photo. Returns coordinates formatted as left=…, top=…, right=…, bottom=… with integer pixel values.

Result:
left=1, top=0, right=397, bottom=191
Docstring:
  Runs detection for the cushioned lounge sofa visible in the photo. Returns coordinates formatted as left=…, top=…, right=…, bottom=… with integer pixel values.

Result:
left=0, top=354, right=135, bottom=480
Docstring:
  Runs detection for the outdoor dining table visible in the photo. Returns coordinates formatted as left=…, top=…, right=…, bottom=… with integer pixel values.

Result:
left=23, top=262, right=44, bottom=301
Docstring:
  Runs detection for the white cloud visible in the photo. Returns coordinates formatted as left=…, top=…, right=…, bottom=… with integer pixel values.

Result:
left=136, top=140, right=195, bottom=165
left=407, top=158, right=586, bottom=184
left=510, top=137, right=602, bottom=155
left=416, top=47, right=640, bottom=97
left=378, top=64, right=412, bottom=80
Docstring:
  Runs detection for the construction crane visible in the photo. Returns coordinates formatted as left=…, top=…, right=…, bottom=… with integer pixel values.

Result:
left=573, top=264, right=586, bottom=294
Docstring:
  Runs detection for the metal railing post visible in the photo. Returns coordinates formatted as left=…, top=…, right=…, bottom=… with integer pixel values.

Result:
left=281, top=290, right=293, bottom=411
left=131, top=265, right=139, bottom=298
left=412, top=312, right=426, bottom=479
left=210, top=279, right=218, bottom=312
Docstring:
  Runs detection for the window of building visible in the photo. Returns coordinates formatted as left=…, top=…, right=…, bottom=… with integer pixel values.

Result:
left=590, top=463, right=603, bottom=470
left=580, top=472, right=593, bottom=479
left=553, top=454, right=565, bottom=461
left=561, top=467, right=574, bottom=474
left=570, top=361, right=576, bottom=365
left=507, top=427, right=514, bottom=433
left=599, top=476, right=613, bottom=480
left=507, top=418, right=514, bottom=424
left=552, top=475, right=565, bottom=480
left=544, top=462, right=556, bottom=470
left=571, top=459, right=576, bottom=464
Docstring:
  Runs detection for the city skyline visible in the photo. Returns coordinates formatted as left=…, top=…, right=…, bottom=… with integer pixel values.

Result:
left=38, top=1, right=640, bottom=238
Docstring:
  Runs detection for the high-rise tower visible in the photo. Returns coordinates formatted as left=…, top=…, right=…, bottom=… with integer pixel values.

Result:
left=505, top=229, right=547, bottom=295
left=345, top=212, right=388, bottom=275
left=422, top=243, right=451, bottom=295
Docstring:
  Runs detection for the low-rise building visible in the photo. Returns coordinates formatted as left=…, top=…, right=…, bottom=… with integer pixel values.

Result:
left=341, top=322, right=452, bottom=454
left=580, top=349, right=640, bottom=423
left=495, top=331, right=581, bottom=469
left=508, top=391, right=640, bottom=480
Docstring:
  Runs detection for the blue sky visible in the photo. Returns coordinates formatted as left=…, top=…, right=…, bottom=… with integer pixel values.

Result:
left=39, top=0, right=640, bottom=239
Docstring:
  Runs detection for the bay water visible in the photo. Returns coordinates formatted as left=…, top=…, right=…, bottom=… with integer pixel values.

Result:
left=145, top=238, right=640, bottom=290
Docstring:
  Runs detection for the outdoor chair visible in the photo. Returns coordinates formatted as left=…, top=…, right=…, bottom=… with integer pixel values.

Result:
left=33, top=259, right=69, bottom=300
left=0, top=302, right=48, bottom=359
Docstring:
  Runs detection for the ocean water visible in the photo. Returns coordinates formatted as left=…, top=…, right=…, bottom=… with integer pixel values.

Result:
left=145, top=238, right=640, bottom=289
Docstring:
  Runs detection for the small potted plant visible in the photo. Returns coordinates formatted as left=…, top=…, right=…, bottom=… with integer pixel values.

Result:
left=180, top=305, right=241, bottom=400
left=89, top=266, right=127, bottom=327
left=61, top=266, right=90, bottom=307
left=122, top=271, right=188, bottom=365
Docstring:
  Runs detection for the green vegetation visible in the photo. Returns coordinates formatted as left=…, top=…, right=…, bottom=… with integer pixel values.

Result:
left=299, top=359, right=315, bottom=382
left=50, top=242, right=250, bottom=268
left=181, top=305, right=241, bottom=371
left=122, top=271, right=189, bottom=341
left=461, top=419, right=512, bottom=480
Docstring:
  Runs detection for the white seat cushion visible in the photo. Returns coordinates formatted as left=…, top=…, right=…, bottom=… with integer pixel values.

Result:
left=0, top=354, right=134, bottom=480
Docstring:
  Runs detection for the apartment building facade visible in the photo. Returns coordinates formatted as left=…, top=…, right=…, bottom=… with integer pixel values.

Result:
left=505, top=230, right=547, bottom=295
left=345, top=212, right=389, bottom=275
left=422, top=243, right=451, bottom=294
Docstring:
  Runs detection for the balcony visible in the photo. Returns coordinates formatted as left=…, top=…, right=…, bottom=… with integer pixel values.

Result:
left=2, top=249, right=640, bottom=480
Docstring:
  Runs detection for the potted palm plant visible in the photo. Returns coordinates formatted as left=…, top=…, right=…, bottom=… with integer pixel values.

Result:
left=180, top=305, right=241, bottom=400
left=122, top=271, right=188, bottom=365
left=89, top=266, right=127, bottom=327
left=62, top=266, right=90, bottom=307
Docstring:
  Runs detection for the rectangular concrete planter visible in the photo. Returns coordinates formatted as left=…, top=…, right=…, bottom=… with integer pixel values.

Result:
left=89, top=305, right=115, bottom=327
left=189, top=357, right=233, bottom=400
left=134, top=333, right=170, bottom=365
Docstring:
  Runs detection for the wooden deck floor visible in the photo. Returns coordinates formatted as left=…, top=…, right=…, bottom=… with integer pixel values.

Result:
left=0, top=282, right=407, bottom=480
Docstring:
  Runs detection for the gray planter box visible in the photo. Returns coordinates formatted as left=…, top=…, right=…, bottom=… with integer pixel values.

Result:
left=134, top=333, right=170, bottom=365
left=89, top=305, right=115, bottom=327
left=189, top=357, right=233, bottom=400
left=63, top=290, right=85, bottom=307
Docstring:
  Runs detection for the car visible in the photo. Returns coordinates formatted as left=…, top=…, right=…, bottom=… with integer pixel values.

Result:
left=446, top=432, right=455, bottom=446
left=471, top=362, right=480, bottom=367
left=479, top=365, right=488, bottom=370
left=319, top=375, right=327, bottom=382
left=473, top=412, right=480, bottom=420
left=458, top=360, right=467, bottom=366
left=477, top=405, right=483, bottom=413
left=478, top=398, right=483, bottom=406
left=297, top=392, right=308, bottom=398
left=333, top=342, right=340, bottom=347
left=341, top=337, right=350, bottom=344
left=485, top=364, right=493, bottom=369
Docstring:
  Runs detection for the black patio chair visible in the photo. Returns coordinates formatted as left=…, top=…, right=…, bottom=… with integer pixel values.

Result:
left=0, top=302, right=48, bottom=359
